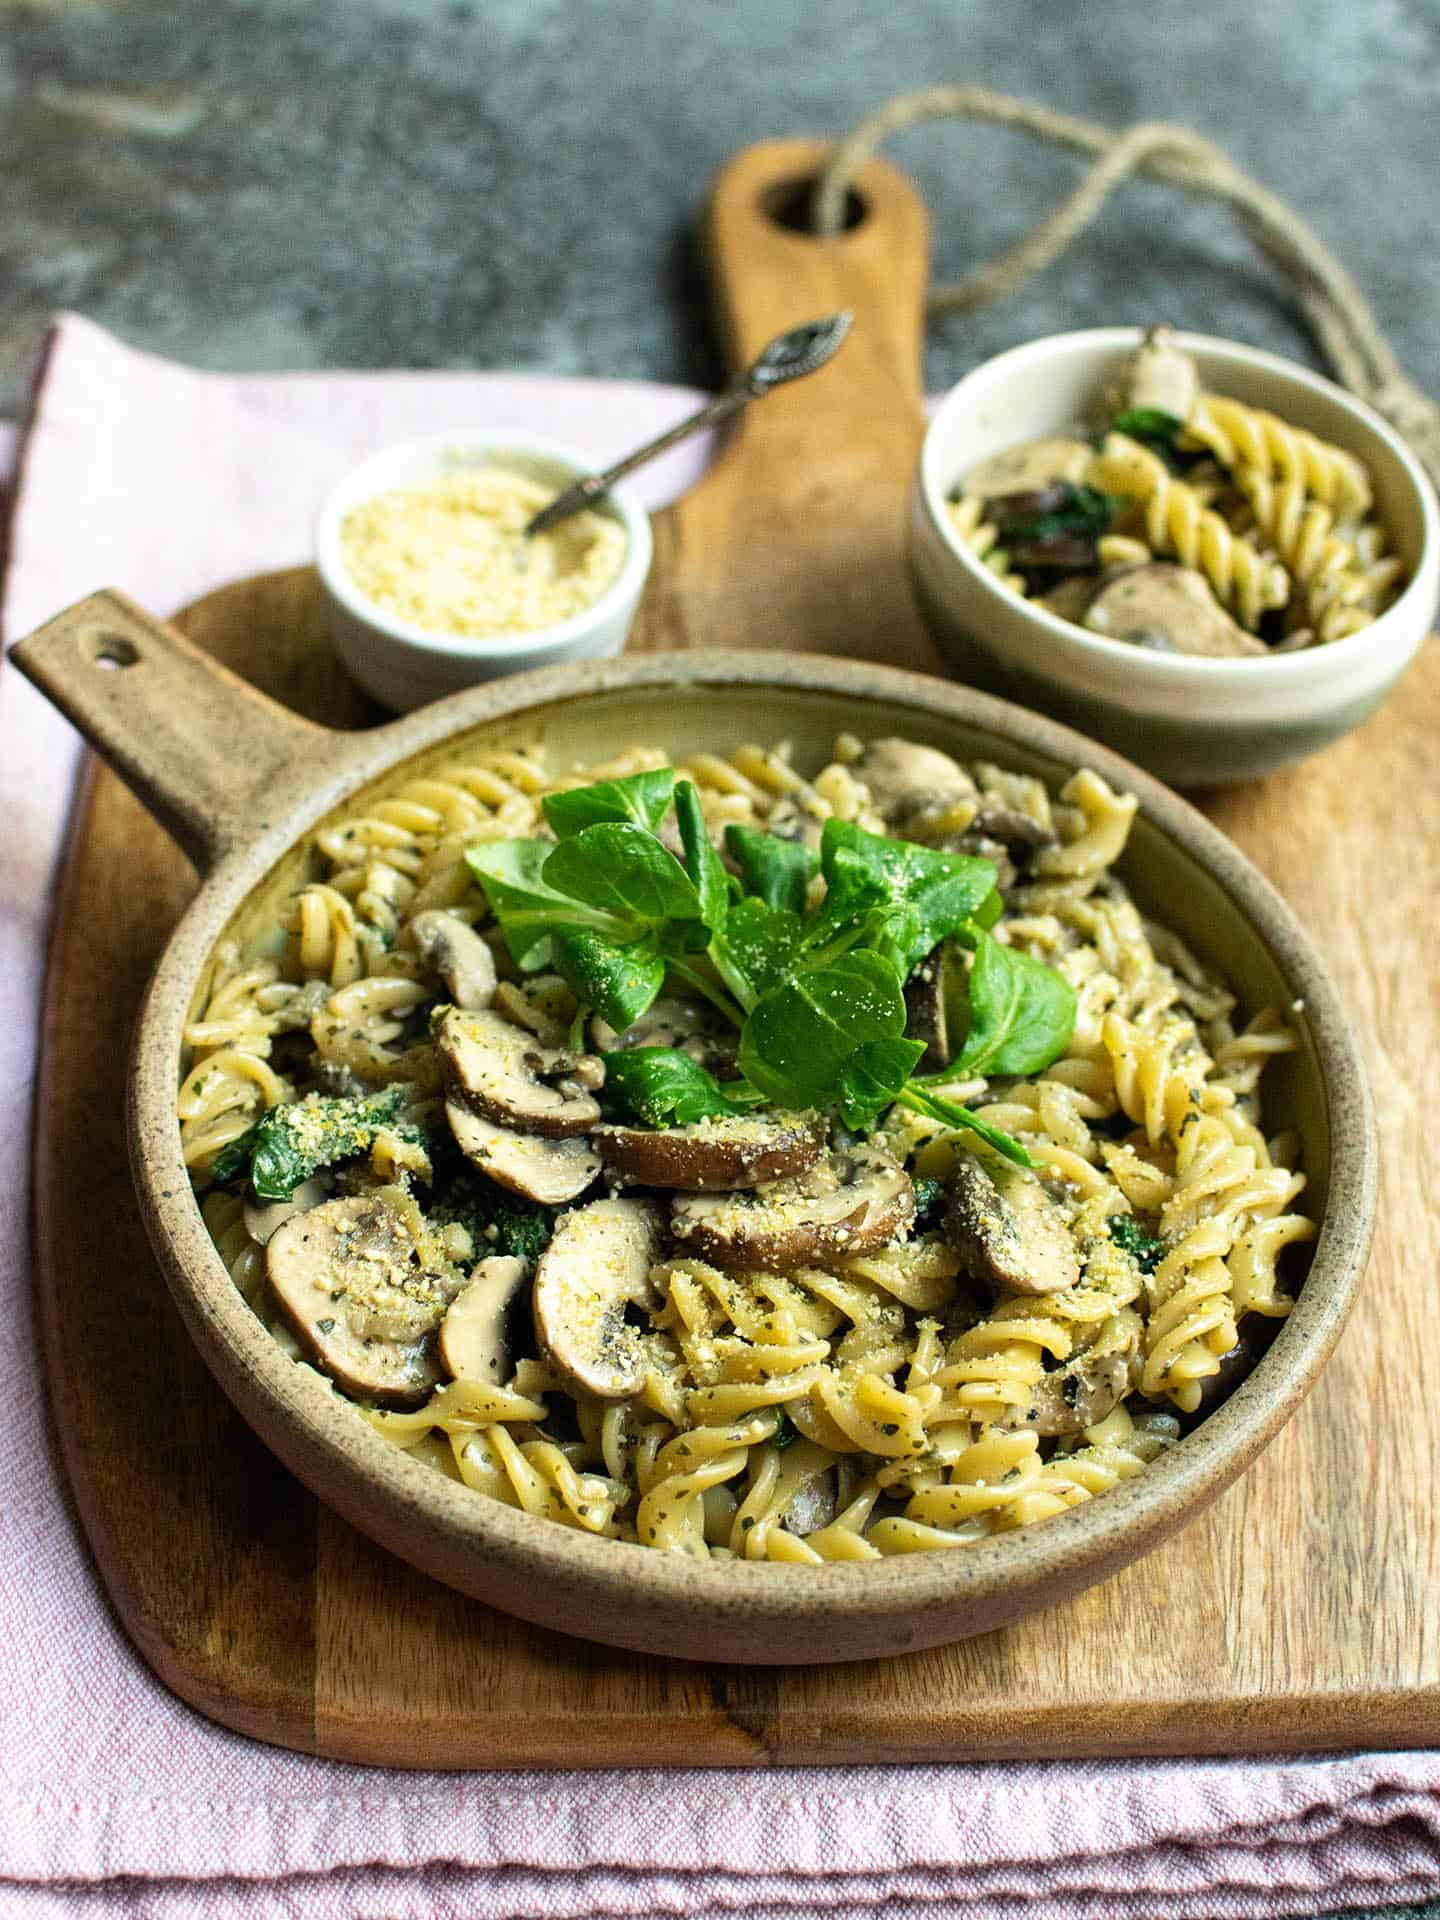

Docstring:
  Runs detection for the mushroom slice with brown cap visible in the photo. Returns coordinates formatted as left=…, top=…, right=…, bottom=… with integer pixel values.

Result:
left=532, top=1198, right=664, bottom=1398
left=266, top=1194, right=462, bottom=1409
left=445, top=1097, right=600, bottom=1206
left=436, top=1006, right=604, bottom=1137
left=670, top=1145, right=913, bottom=1275
left=438, top=1254, right=528, bottom=1384
left=409, top=910, right=497, bottom=1010
left=1084, top=564, right=1267, bottom=658
left=595, top=1111, right=824, bottom=1192
left=850, top=738, right=977, bottom=829
left=944, top=1151, right=1080, bottom=1297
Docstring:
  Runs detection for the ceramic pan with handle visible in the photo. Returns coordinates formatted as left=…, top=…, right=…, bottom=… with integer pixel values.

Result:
left=10, top=589, right=1376, bottom=1665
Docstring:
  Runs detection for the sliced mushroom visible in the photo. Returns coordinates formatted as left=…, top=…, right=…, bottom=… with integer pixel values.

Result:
left=445, top=1097, right=601, bottom=1206
left=963, top=435, right=1094, bottom=500
left=1126, top=325, right=1199, bottom=421
left=851, top=738, right=978, bottom=831
left=904, top=944, right=967, bottom=1073
left=670, top=1145, right=913, bottom=1274
left=436, top=1006, right=604, bottom=1137
left=590, top=994, right=738, bottom=1077
left=1084, top=564, right=1267, bottom=658
left=409, top=910, right=497, bottom=1010
left=1003, top=1349, right=1131, bottom=1437
left=266, top=1194, right=462, bottom=1408
left=244, top=1173, right=332, bottom=1247
left=438, top=1254, right=528, bottom=1384
left=595, top=1111, right=824, bottom=1192
left=782, top=1468, right=838, bottom=1537
left=1037, top=575, right=1100, bottom=624
left=532, top=1197, right=664, bottom=1398
left=944, top=1151, right=1080, bottom=1296
left=944, top=804, right=1060, bottom=891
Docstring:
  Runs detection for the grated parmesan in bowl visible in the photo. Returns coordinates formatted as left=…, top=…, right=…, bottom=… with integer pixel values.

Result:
left=339, top=466, right=627, bottom=640
left=314, top=431, right=652, bottom=712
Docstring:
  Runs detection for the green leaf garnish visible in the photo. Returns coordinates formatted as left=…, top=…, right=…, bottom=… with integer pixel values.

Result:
left=462, top=765, right=1074, bottom=1170
left=836, top=1036, right=927, bottom=1132
left=550, top=929, right=664, bottom=1034
left=542, top=767, right=676, bottom=839
left=542, top=823, right=705, bottom=925
left=674, top=780, right=730, bottom=931
left=467, top=839, right=633, bottom=969
left=724, top=823, right=818, bottom=914
left=738, top=950, right=907, bottom=1108
left=600, top=1047, right=764, bottom=1129
left=954, top=930, right=1077, bottom=1078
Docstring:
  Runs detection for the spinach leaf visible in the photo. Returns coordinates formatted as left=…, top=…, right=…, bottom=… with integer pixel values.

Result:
left=599, top=1047, right=764, bottom=1129
left=738, top=949, right=907, bottom=1107
left=836, top=1035, right=927, bottom=1132
left=954, top=930, right=1077, bottom=1078
left=816, top=819, right=998, bottom=976
left=894, top=1082, right=1033, bottom=1168
left=428, top=1156, right=555, bottom=1268
left=772, top=1410, right=800, bottom=1449
left=542, top=767, right=676, bottom=839
left=550, top=928, right=664, bottom=1034
left=1110, top=407, right=1184, bottom=466
left=710, top=897, right=806, bottom=1010
left=1109, top=1213, right=1164, bottom=1273
left=987, top=482, right=1117, bottom=547
left=542, top=823, right=704, bottom=925
left=467, top=839, right=635, bottom=969
left=674, top=780, right=729, bottom=931
left=724, top=823, right=818, bottom=914
left=213, top=1087, right=419, bottom=1201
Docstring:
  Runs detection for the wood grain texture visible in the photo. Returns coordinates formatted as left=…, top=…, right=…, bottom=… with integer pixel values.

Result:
left=33, top=139, right=1440, bottom=1764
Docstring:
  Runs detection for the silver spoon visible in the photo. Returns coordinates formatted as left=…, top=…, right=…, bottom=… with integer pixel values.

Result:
left=522, top=311, right=853, bottom=540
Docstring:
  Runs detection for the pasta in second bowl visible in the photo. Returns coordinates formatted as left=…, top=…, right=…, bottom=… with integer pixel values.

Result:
left=910, top=328, right=1439, bottom=786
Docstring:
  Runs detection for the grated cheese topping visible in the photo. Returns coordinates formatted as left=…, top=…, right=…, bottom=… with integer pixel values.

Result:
left=339, top=463, right=627, bottom=640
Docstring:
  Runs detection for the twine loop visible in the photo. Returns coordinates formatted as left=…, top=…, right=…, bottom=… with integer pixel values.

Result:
left=813, top=87, right=1440, bottom=489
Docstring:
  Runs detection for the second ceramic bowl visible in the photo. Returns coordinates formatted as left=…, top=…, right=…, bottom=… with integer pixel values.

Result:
left=314, top=430, right=653, bottom=712
left=908, top=329, right=1440, bottom=786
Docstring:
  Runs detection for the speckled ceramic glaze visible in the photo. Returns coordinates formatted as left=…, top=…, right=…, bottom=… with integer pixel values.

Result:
left=11, top=592, right=1377, bottom=1664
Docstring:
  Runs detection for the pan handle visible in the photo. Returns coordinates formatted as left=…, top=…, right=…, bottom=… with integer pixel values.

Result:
left=8, top=588, right=337, bottom=874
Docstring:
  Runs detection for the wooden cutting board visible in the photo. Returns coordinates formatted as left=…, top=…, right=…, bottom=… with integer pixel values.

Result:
left=34, top=141, right=1440, bottom=1767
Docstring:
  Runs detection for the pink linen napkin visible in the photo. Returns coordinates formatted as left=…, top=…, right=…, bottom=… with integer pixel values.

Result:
left=1, top=313, right=1437, bottom=1920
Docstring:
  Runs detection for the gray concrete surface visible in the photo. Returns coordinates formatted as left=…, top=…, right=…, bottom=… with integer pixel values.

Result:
left=2, top=0, right=1438, bottom=419
left=2, top=2, right=1437, bottom=1913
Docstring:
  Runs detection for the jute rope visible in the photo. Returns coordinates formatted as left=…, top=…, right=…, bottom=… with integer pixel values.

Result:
left=813, top=86, right=1440, bottom=488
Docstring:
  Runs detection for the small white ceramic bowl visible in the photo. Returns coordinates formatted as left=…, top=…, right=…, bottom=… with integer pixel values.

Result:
left=909, top=328, right=1440, bottom=785
left=314, top=430, right=652, bottom=712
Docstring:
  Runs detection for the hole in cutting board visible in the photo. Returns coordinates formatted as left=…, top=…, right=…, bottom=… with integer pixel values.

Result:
left=83, top=629, right=140, bottom=670
left=761, top=177, right=869, bottom=235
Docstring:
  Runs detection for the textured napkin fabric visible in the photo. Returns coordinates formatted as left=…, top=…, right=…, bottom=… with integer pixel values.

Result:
left=2, top=313, right=1438, bottom=1920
